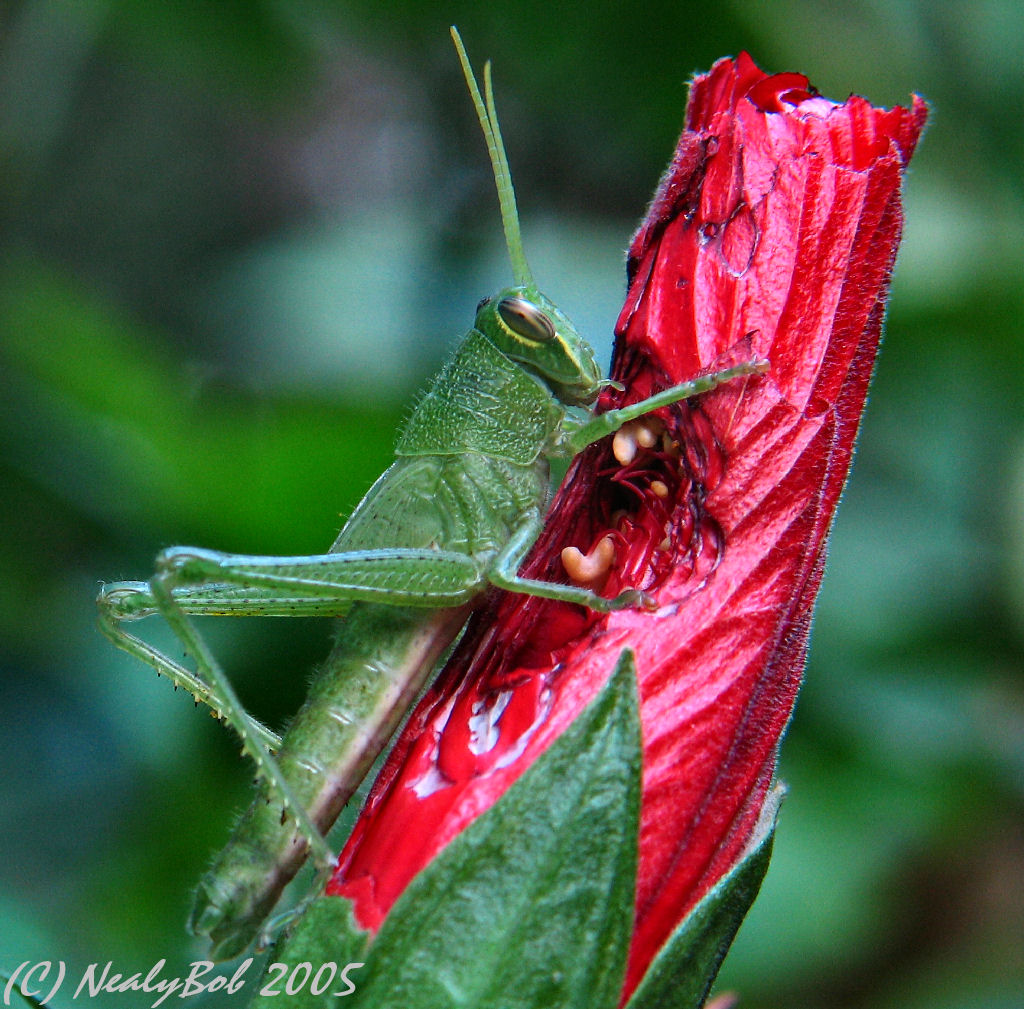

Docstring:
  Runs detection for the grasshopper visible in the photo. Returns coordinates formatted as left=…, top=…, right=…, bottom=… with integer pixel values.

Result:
left=97, top=28, right=767, bottom=960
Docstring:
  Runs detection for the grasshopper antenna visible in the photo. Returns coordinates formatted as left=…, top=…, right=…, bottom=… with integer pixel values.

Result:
left=450, top=26, right=535, bottom=290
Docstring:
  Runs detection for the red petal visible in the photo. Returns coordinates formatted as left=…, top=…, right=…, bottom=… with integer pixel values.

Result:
left=328, top=53, right=926, bottom=1001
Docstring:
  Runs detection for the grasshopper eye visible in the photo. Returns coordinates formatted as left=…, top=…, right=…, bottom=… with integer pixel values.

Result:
left=497, top=296, right=556, bottom=342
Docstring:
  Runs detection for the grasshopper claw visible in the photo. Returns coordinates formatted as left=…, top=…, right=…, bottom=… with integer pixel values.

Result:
left=607, top=587, right=657, bottom=611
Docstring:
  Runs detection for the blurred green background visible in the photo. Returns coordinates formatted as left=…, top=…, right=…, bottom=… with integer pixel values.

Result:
left=1, top=1, right=1021, bottom=1006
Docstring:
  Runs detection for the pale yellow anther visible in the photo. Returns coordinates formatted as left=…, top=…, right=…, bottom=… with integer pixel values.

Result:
left=650, top=480, right=669, bottom=499
left=636, top=418, right=662, bottom=447
left=561, top=535, right=616, bottom=584
left=661, top=433, right=680, bottom=456
left=613, top=419, right=665, bottom=466
left=612, top=427, right=638, bottom=466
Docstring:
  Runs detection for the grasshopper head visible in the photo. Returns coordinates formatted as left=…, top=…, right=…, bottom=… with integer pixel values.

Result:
left=452, top=30, right=605, bottom=407
left=475, top=286, right=603, bottom=405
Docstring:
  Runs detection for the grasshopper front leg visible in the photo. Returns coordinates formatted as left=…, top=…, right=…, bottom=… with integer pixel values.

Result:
left=562, top=359, right=769, bottom=457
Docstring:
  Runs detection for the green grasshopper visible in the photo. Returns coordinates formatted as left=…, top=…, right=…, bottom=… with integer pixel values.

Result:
left=97, top=28, right=767, bottom=961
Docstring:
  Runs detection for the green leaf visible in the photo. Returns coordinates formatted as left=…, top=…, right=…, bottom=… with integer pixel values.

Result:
left=624, top=784, right=784, bottom=1009
left=252, top=649, right=642, bottom=1009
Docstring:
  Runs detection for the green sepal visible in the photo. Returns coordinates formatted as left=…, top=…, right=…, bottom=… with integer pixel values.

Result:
left=250, top=649, right=642, bottom=1009
left=624, top=783, right=785, bottom=1009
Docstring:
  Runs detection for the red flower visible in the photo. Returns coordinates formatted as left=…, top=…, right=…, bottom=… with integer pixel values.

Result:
left=327, top=53, right=926, bottom=1000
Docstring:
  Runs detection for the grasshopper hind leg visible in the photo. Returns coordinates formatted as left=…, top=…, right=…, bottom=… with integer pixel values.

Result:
left=145, top=569, right=336, bottom=869
left=97, top=580, right=282, bottom=751
left=99, top=573, right=338, bottom=957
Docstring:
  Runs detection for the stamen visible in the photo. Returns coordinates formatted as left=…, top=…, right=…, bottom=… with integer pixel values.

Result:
left=612, top=418, right=663, bottom=466
left=612, top=427, right=638, bottom=465
left=561, top=536, right=616, bottom=584
left=636, top=417, right=663, bottom=447
left=650, top=479, right=669, bottom=499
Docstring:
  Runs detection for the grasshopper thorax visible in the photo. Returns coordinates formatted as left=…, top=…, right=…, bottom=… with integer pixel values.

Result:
left=475, top=285, right=602, bottom=406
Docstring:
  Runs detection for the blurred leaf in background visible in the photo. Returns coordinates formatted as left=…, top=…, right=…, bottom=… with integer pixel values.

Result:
left=0, top=1, right=1021, bottom=1007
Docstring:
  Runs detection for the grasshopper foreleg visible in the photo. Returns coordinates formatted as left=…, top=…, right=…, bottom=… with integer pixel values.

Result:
left=563, top=358, right=769, bottom=456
